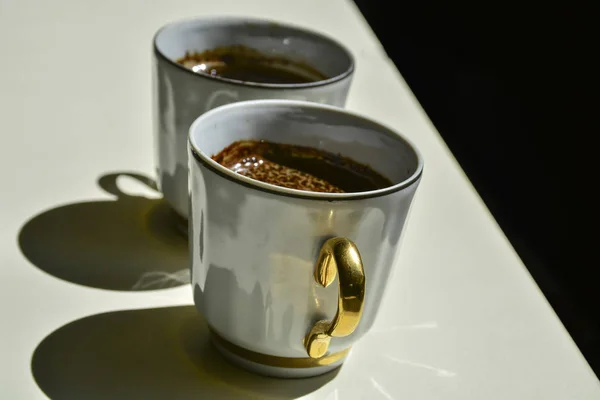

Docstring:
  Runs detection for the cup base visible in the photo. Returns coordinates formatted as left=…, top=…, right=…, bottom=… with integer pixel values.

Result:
left=209, top=329, right=348, bottom=379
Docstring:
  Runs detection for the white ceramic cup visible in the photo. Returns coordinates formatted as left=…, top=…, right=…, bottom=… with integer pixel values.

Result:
left=153, top=17, right=355, bottom=218
left=188, top=100, right=424, bottom=378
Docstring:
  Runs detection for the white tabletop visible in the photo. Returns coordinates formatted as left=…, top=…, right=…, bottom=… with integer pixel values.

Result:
left=1, top=0, right=598, bottom=399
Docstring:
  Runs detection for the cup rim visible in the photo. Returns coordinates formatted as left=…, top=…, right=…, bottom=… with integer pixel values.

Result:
left=153, top=16, right=355, bottom=90
left=188, top=100, right=424, bottom=201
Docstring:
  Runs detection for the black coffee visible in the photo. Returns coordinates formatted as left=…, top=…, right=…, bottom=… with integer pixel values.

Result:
left=212, top=140, right=392, bottom=193
left=177, top=45, right=327, bottom=84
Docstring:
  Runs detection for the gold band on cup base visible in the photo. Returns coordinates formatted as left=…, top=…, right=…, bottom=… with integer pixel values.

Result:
left=209, top=329, right=350, bottom=369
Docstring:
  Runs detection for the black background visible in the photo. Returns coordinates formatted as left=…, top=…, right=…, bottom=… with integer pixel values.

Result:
left=353, top=0, right=598, bottom=374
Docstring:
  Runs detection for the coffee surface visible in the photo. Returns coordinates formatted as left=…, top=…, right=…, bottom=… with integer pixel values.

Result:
left=177, top=45, right=327, bottom=84
left=211, top=140, right=392, bottom=193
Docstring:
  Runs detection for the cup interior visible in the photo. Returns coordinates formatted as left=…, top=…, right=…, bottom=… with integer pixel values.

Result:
left=153, top=17, right=354, bottom=86
left=189, top=100, right=422, bottom=198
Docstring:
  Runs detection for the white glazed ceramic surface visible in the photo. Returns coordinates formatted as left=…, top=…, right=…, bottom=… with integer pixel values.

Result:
left=188, top=100, right=423, bottom=377
left=153, top=17, right=354, bottom=218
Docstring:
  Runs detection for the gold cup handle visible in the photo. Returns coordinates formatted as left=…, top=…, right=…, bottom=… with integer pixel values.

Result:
left=304, top=237, right=366, bottom=359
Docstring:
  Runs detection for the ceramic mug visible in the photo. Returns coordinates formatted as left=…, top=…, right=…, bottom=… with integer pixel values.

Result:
left=153, top=17, right=355, bottom=219
left=188, top=100, right=424, bottom=378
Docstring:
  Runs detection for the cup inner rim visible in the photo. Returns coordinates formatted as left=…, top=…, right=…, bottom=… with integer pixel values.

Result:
left=188, top=100, right=424, bottom=201
left=153, top=16, right=355, bottom=90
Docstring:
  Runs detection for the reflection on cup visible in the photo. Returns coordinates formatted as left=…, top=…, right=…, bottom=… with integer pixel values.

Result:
left=204, top=89, right=240, bottom=111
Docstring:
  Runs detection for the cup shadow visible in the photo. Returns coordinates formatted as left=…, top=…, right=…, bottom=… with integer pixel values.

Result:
left=18, top=172, right=189, bottom=291
left=31, top=306, right=338, bottom=400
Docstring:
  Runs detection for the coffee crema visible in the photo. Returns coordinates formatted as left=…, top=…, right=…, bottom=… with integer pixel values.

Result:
left=177, top=45, right=327, bottom=84
left=211, top=140, right=392, bottom=193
